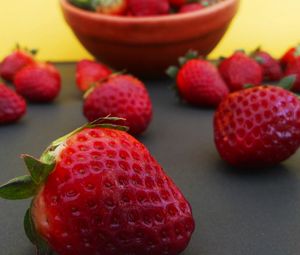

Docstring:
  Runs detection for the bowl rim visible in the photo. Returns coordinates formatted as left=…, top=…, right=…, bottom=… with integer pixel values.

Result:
left=60, top=0, right=238, bottom=23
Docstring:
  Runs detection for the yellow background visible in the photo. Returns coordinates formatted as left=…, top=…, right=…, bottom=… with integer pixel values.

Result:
left=0, top=0, right=299, bottom=61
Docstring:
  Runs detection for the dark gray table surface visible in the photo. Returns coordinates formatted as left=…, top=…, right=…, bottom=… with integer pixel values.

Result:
left=1, top=63, right=300, bottom=255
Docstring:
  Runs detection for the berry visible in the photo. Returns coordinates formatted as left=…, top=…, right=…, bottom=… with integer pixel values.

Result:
left=253, top=50, right=283, bottom=82
left=128, top=0, right=170, bottom=16
left=95, top=0, right=128, bottom=15
left=179, top=3, right=205, bottom=13
left=218, top=51, right=263, bottom=91
left=0, top=83, right=26, bottom=124
left=0, top=49, right=35, bottom=82
left=214, top=86, right=300, bottom=167
left=280, top=45, right=300, bottom=69
left=76, top=59, right=112, bottom=92
left=168, top=55, right=229, bottom=107
left=285, top=58, right=300, bottom=92
left=84, top=75, right=153, bottom=135
left=14, top=63, right=61, bottom=102
left=168, top=0, right=188, bottom=7
left=0, top=119, right=195, bottom=255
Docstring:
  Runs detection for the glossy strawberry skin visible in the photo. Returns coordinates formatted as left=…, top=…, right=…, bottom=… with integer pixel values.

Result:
left=0, top=83, right=26, bottom=124
left=253, top=51, right=283, bottom=81
left=176, top=59, right=229, bottom=107
left=14, top=63, right=61, bottom=103
left=76, top=60, right=112, bottom=92
left=128, top=0, right=170, bottom=16
left=0, top=50, right=35, bottom=82
left=214, top=86, right=300, bottom=167
left=179, top=3, right=204, bottom=13
left=219, top=52, right=263, bottom=92
left=96, top=0, right=128, bottom=15
left=84, top=75, right=153, bottom=135
left=285, top=58, right=300, bottom=92
left=32, top=128, right=195, bottom=255
left=280, top=47, right=298, bottom=68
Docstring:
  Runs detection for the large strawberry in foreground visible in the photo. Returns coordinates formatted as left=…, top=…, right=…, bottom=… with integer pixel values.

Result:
left=214, top=82, right=300, bottom=168
left=0, top=118, right=195, bottom=255
left=84, top=74, right=153, bottom=135
left=167, top=51, right=229, bottom=107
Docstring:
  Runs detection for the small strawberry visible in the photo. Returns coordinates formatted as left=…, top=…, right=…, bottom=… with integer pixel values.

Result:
left=218, top=51, right=263, bottom=92
left=76, top=59, right=112, bottom=92
left=214, top=82, right=300, bottom=168
left=14, top=63, right=61, bottom=103
left=280, top=45, right=300, bottom=69
left=167, top=51, right=229, bottom=107
left=95, top=0, right=128, bottom=15
left=0, top=46, right=36, bottom=82
left=0, top=118, right=195, bottom=255
left=252, top=48, right=283, bottom=82
left=84, top=74, right=153, bottom=135
left=179, top=3, right=205, bottom=13
left=284, top=58, right=300, bottom=92
left=0, top=83, right=26, bottom=124
left=128, top=0, right=170, bottom=16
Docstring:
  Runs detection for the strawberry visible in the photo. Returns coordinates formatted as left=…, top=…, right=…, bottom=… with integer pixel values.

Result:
left=128, top=0, right=170, bottom=16
left=84, top=74, right=153, bottom=135
left=214, top=84, right=300, bottom=168
left=95, top=0, right=128, bottom=15
left=179, top=3, right=205, bottom=13
left=0, top=118, right=195, bottom=255
left=284, top=58, right=300, bottom=92
left=218, top=51, right=263, bottom=92
left=280, top=45, right=300, bottom=69
left=167, top=51, right=229, bottom=107
left=0, top=47, right=36, bottom=82
left=14, top=63, right=61, bottom=103
left=252, top=49, right=283, bottom=82
left=76, top=59, right=112, bottom=92
left=168, top=0, right=188, bottom=7
left=0, top=83, right=26, bottom=124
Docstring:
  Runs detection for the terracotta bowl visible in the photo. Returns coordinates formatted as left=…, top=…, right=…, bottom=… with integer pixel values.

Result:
left=60, top=0, right=239, bottom=78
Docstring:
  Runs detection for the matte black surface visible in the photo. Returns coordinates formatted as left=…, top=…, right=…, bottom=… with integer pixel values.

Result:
left=1, top=64, right=300, bottom=255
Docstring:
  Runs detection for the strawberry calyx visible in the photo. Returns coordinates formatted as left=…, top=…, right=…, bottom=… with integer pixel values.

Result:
left=69, top=0, right=96, bottom=10
left=15, top=43, right=38, bottom=57
left=294, top=45, right=300, bottom=57
left=166, top=50, right=199, bottom=79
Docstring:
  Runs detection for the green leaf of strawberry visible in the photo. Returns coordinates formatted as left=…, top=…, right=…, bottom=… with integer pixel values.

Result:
left=277, top=75, right=297, bottom=91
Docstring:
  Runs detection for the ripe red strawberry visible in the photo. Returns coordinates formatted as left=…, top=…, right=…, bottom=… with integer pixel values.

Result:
left=0, top=119, right=195, bottom=255
left=252, top=49, right=283, bottom=82
left=0, top=48, right=35, bottom=82
left=284, top=58, right=300, bottom=92
left=0, top=83, right=26, bottom=124
left=214, top=85, right=300, bottom=167
left=76, top=59, right=112, bottom=92
left=14, top=63, right=61, bottom=103
left=179, top=3, right=205, bottom=13
left=280, top=45, right=300, bottom=68
left=167, top=52, right=229, bottom=107
left=95, top=0, right=128, bottom=15
left=168, top=0, right=188, bottom=7
left=84, top=74, right=153, bottom=135
left=218, top=51, right=263, bottom=92
left=128, top=0, right=170, bottom=16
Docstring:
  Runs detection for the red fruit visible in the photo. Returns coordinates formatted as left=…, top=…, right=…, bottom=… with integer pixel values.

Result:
left=175, top=59, right=229, bottom=107
left=168, top=0, right=188, bottom=7
left=95, top=0, right=128, bottom=15
left=128, top=0, right=170, bottom=16
left=84, top=75, right=153, bottom=135
left=14, top=63, right=61, bottom=103
left=0, top=83, right=26, bottom=124
left=214, top=86, right=300, bottom=167
left=0, top=50, right=35, bottom=82
left=0, top=120, right=195, bottom=255
left=253, top=50, right=283, bottom=81
left=179, top=3, right=204, bottom=13
left=218, top=51, right=263, bottom=91
left=285, top=58, right=300, bottom=92
left=76, top=60, right=112, bottom=92
left=280, top=46, right=300, bottom=68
